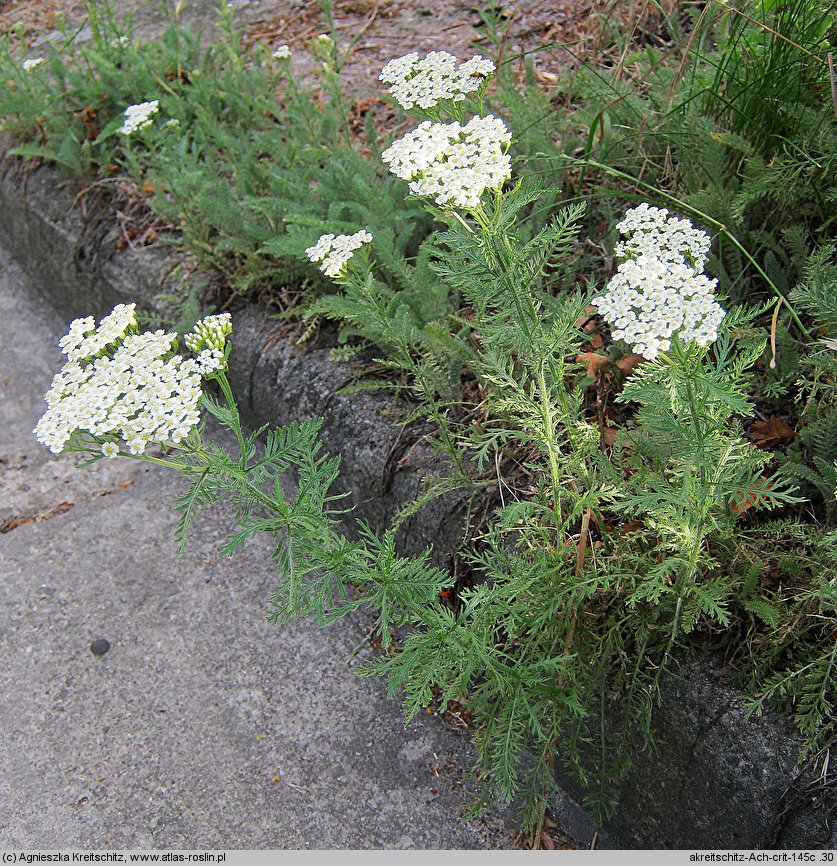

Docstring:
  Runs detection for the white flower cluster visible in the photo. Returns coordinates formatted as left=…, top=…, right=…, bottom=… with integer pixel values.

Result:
left=305, top=230, right=373, bottom=278
left=614, top=202, right=711, bottom=269
left=272, top=44, right=291, bottom=59
left=185, top=313, right=232, bottom=352
left=22, top=57, right=45, bottom=72
left=119, top=100, right=159, bottom=136
left=33, top=306, right=224, bottom=456
left=379, top=51, right=495, bottom=111
left=593, top=206, right=725, bottom=360
left=381, top=114, right=511, bottom=209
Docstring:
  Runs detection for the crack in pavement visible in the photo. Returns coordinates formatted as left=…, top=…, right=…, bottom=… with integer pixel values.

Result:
left=0, top=499, right=74, bottom=533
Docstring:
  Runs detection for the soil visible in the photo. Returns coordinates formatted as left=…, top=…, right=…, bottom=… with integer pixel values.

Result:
left=1, top=0, right=676, bottom=98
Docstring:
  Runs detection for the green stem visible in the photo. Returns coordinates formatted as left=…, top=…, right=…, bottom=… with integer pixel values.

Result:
left=483, top=217, right=585, bottom=516
left=537, top=361, right=564, bottom=523
left=681, top=357, right=707, bottom=485
left=125, top=452, right=204, bottom=472
left=216, top=372, right=247, bottom=455
left=651, top=345, right=716, bottom=695
left=83, top=0, right=102, bottom=47
left=124, top=443, right=283, bottom=519
left=652, top=506, right=706, bottom=697
left=483, top=220, right=539, bottom=342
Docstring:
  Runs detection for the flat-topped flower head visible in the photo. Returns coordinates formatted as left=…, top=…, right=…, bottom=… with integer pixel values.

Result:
left=272, top=44, right=291, bottom=60
left=22, top=57, right=45, bottom=72
left=34, top=305, right=229, bottom=456
left=305, top=230, right=373, bottom=278
left=381, top=115, right=511, bottom=209
left=593, top=206, right=724, bottom=359
left=379, top=51, right=495, bottom=111
left=119, top=100, right=160, bottom=136
left=615, top=203, right=712, bottom=270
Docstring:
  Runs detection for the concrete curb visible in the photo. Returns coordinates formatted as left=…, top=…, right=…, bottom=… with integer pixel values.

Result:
left=1, top=153, right=834, bottom=850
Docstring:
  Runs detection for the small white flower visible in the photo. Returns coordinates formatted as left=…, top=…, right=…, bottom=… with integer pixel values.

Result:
left=22, top=58, right=45, bottom=72
left=119, top=100, right=160, bottom=136
left=272, top=44, right=291, bottom=60
left=194, top=348, right=225, bottom=375
left=101, top=441, right=119, bottom=458
left=127, top=437, right=147, bottom=455
left=305, top=230, right=373, bottom=278
left=110, top=36, right=130, bottom=49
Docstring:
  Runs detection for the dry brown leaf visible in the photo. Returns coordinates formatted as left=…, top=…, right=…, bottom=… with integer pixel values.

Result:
left=574, top=306, right=598, bottom=329
left=730, top=478, right=774, bottom=515
left=0, top=501, right=73, bottom=533
left=615, top=353, right=644, bottom=375
left=600, top=425, right=617, bottom=448
left=750, top=415, right=796, bottom=445
left=576, top=351, right=609, bottom=377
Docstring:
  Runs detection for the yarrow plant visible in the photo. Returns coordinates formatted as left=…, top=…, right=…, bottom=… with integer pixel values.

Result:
left=593, top=205, right=726, bottom=359
left=379, top=51, right=495, bottom=113
left=305, top=230, right=373, bottom=278
left=35, top=300, right=451, bottom=725
left=381, top=115, right=511, bottom=209
left=118, top=100, right=160, bottom=136
left=272, top=44, right=291, bottom=60
left=289, top=47, right=803, bottom=835
left=22, top=57, right=45, bottom=72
